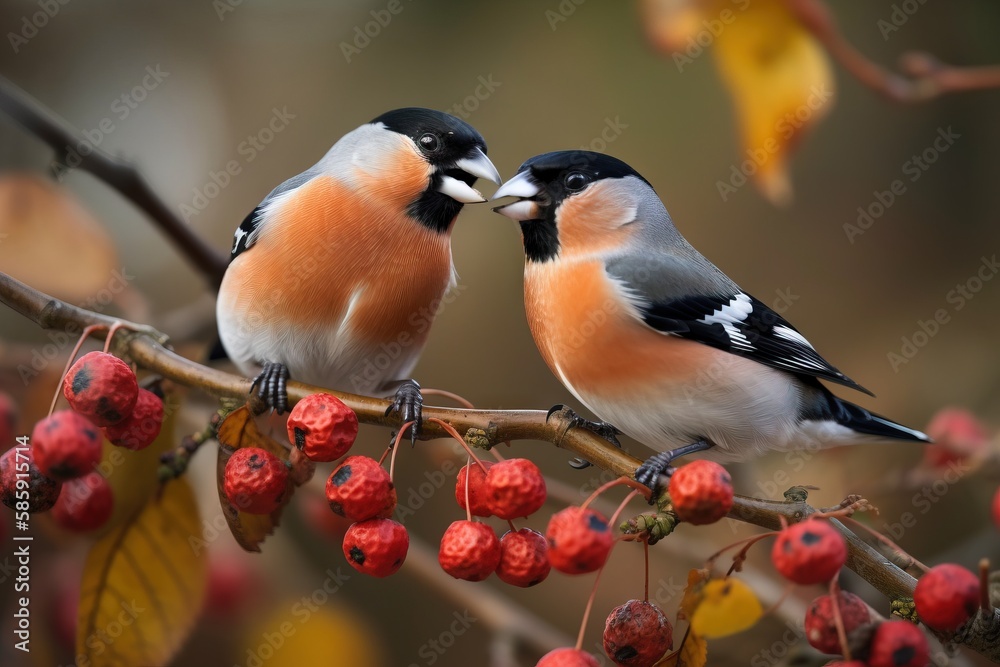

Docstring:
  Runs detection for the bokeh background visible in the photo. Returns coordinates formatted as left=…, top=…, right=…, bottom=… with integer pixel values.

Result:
left=1, top=1, right=999, bottom=665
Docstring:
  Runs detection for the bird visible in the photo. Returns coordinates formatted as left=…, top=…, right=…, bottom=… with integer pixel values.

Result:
left=217, top=107, right=500, bottom=434
left=491, top=150, right=929, bottom=492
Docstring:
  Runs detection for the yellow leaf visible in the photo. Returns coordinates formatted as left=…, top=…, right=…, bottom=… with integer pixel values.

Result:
left=678, top=568, right=709, bottom=620
left=657, top=628, right=708, bottom=667
left=217, top=406, right=304, bottom=552
left=710, top=0, right=834, bottom=205
left=242, top=602, right=387, bottom=667
left=689, top=578, right=763, bottom=638
left=78, top=478, right=207, bottom=667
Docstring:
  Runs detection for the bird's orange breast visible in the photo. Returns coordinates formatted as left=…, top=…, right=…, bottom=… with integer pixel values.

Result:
left=524, top=259, right=715, bottom=396
left=225, top=174, right=453, bottom=349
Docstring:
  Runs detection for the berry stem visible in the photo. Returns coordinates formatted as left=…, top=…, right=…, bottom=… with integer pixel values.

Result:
left=48, top=323, right=105, bottom=417
left=643, top=539, right=650, bottom=603
left=574, top=489, right=640, bottom=652
left=425, top=417, right=490, bottom=474
left=841, top=517, right=929, bottom=573
left=102, top=320, right=125, bottom=354
left=980, top=558, right=993, bottom=612
left=705, top=531, right=778, bottom=573
left=829, top=579, right=852, bottom=661
left=507, top=520, right=517, bottom=533
left=388, top=422, right=412, bottom=482
left=421, top=389, right=510, bottom=461
left=464, top=455, right=473, bottom=523
left=580, top=476, right=649, bottom=511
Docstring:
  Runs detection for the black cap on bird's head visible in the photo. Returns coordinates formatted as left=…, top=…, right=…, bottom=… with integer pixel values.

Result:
left=491, top=150, right=651, bottom=261
left=372, top=107, right=500, bottom=232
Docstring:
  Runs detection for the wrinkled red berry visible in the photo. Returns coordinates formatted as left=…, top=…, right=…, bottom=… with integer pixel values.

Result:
left=546, top=506, right=614, bottom=575
left=536, top=648, right=600, bottom=666
left=63, top=351, right=138, bottom=426
left=867, top=620, right=929, bottom=667
left=455, top=460, right=494, bottom=517
left=1, top=446, right=61, bottom=512
left=52, top=472, right=113, bottom=532
left=668, top=460, right=734, bottom=525
left=439, top=520, right=501, bottom=581
left=914, top=563, right=980, bottom=632
left=771, top=520, right=847, bottom=585
left=325, top=456, right=396, bottom=521
left=31, top=410, right=102, bottom=481
left=223, top=447, right=289, bottom=515
left=485, top=458, right=547, bottom=520
left=343, top=518, right=408, bottom=577
left=103, top=388, right=163, bottom=451
left=923, top=407, right=988, bottom=468
left=497, top=528, right=551, bottom=587
left=603, top=600, right=673, bottom=667
left=286, top=393, right=358, bottom=462
left=805, top=590, right=871, bottom=654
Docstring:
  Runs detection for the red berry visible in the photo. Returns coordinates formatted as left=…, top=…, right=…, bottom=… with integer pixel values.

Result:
left=497, top=528, right=551, bottom=587
left=536, top=648, right=600, bottom=666
left=1, top=445, right=61, bottom=512
left=867, top=620, right=929, bottom=667
left=546, top=506, right=614, bottom=575
left=805, top=590, right=871, bottom=654
left=31, top=410, right=102, bottom=481
left=771, top=520, right=847, bottom=585
left=602, top=600, right=673, bottom=667
left=223, top=447, right=289, bottom=515
left=485, top=458, right=547, bottom=520
left=923, top=407, right=987, bottom=468
left=325, top=456, right=396, bottom=521
left=993, top=487, right=1000, bottom=531
left=102, top=388, right=163, bottom=451
left=52, top=472, right=113, bottom=532
left=455, top=460, right=494, bottom=517
left=914, top=563, right=980, bottom=632
left=286, top=393, right=358, bottom=462
left=62, top=351, right=138, bottom=426
left=668, top=460, right=734, bottom=525
left=343, top=518, right=408, bottom=577
left=438, top=520, right=501, bottom=581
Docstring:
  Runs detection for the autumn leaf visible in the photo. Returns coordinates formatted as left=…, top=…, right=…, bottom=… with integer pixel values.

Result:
left=77, top=478, right=207, bottom=667
left=216, top=406, right=308, bottom=552
left=0, top=174, right=120, bottom=304
left=657, top=627, right=708, bottom=667
left=641, top=0, right=835, bottom=205
left=689, top=578, right=763, bottom=638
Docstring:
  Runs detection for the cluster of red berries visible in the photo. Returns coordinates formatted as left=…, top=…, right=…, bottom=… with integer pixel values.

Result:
left=1, top=351, right=165, bottom=532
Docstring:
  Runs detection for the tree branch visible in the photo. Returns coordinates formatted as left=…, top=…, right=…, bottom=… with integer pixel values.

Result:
left=784, top=0, right=1000, bottom=102
left=0, top=75, right=228, bottom=289
left=1, top=269, right=997, bottom=661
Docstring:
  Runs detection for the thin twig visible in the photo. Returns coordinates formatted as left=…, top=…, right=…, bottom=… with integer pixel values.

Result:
left=0, top=75, right=228, bottom=288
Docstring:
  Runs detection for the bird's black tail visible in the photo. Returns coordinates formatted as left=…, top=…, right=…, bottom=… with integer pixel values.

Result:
left=824, top=394, right=930, bottom=443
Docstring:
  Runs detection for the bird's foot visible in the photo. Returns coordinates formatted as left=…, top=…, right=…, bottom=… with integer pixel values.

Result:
left=635, top=440, right=713, bottom=502
left=546, top=404, right=622, bottom=469
left=385, top=379, right=423, bottom=446
left=250, top=361, right=290, bottom=414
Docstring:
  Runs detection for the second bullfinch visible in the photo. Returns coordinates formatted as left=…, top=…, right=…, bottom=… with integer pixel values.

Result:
left=217, top=108, right=500, bottom=433
left=492, top=150, right=928, bottom=490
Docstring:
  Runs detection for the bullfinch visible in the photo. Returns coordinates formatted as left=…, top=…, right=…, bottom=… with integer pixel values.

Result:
left=217, top=107, right=500, bottom=434
left=492, top=150, right=928, bottom=491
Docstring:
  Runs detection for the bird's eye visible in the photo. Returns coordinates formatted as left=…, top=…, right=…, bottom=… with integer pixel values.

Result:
left=564, top=172, right=589, bottom=192
left=418, top=133, right=441, bottom=153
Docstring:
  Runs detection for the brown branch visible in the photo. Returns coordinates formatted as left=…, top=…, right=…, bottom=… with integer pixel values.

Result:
left=0, top=75, right=228, bottom=289
left=2, top=270, right=998, bottom=661
left=784, top=0, right=1000, bottom=102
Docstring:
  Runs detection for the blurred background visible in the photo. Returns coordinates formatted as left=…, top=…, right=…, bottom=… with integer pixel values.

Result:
left=1, top=1, right=999, bottom=665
